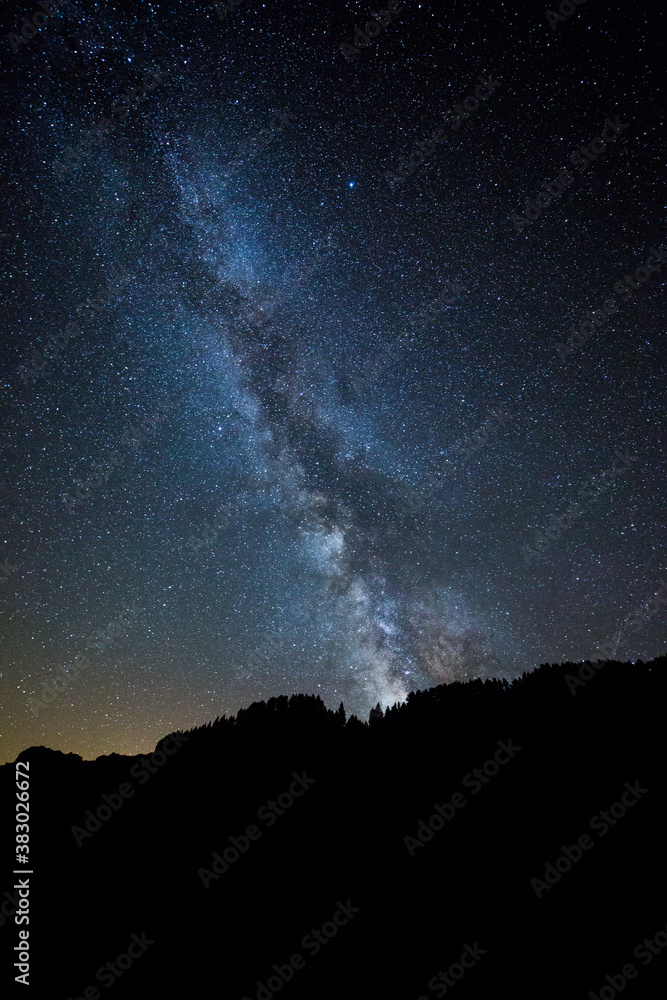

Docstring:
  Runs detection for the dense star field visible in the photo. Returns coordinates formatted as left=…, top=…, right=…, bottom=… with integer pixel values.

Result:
left=0, top=0, right=664, bottom=762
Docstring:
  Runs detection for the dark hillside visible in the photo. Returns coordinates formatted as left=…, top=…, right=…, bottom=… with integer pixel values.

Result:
left=2, top=657, right=666, bottom=999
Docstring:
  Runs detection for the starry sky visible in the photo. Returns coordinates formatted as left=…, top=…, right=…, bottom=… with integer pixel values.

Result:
left=0, top=0, right=665, bottom=762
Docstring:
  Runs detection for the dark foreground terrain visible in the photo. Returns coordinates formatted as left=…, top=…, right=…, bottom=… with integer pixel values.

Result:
left=2, top=656, right=667, bottom=999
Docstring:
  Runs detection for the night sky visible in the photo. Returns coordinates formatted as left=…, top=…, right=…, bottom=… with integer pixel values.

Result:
left=1, top=0, right=664, bottom=763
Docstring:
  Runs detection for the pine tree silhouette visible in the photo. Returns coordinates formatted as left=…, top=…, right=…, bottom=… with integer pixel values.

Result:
left=369, top=701, right=383, bottom=724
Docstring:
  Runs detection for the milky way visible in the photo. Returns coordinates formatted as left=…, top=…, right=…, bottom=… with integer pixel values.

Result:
left=1, top=0, right=664, bottom=761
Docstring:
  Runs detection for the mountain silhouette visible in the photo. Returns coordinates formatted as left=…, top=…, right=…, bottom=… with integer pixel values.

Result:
left=1, top=657, right=666, bottom=999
